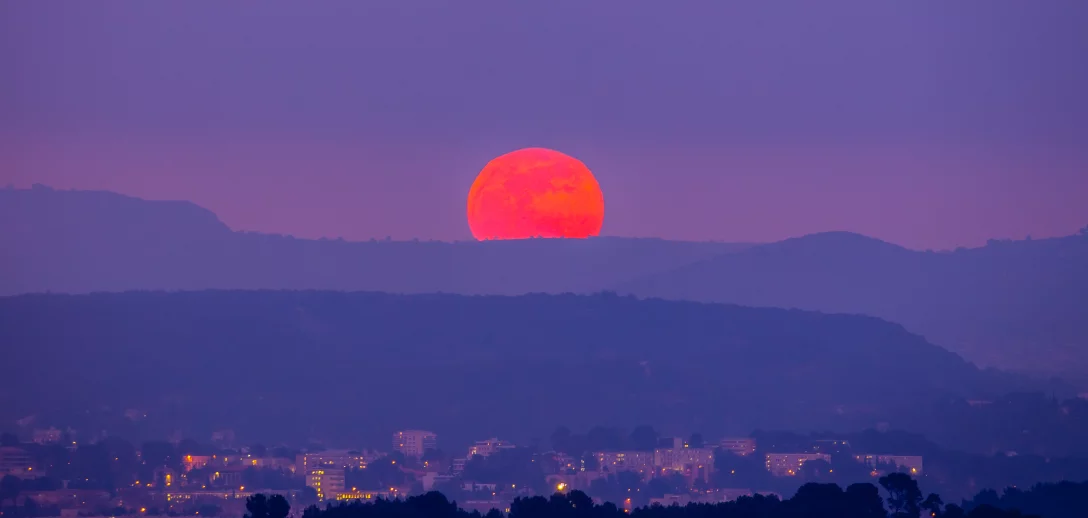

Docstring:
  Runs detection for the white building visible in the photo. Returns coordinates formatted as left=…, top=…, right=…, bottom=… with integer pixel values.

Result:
left=306, top=468, right=345, bottom=500
left=0, top=447, right=34, bottom=477
left=595, top=451, right=655, bottom=474
left=468, top=438, right=515, bottom=458
left=422, top=473, right=455, bottom=492
left=719, top=438, right=756, bottom=456
left=765, top=453, right=830, bottom=476
left=654, top=446, right=715, bottom=472
left=296, top=450, right=368, bottom=475
left=393, top=430, right=437, bottom=458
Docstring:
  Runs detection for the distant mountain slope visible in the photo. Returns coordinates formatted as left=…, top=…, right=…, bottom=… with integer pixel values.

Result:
left=4, top=185, right=1085, bottom=378
left=620, top=231, right=1088, bottom=376
left=0, top=185, right=750, bottom=295
left=0, top=291, right=1044, bottom=448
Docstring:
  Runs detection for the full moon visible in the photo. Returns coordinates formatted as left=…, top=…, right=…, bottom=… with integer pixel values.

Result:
left=467, top=148, right=605, bottom=240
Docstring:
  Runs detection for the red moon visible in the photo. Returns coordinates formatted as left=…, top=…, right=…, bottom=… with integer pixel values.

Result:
left=467, top=148, right=605, bottom=240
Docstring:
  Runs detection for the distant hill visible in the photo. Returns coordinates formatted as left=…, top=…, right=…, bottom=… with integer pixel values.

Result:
left=0, top=185, right=749, bottom=295
left=0, top=291, right=1049, bottom=449
left=620, top=231, right=1088, bottom=377
left=3, top=185, right=1086, bottom=378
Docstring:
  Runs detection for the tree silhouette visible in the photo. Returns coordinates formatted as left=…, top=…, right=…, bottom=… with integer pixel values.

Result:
left=140, top=441, right=177, bottom=471
left=880, top=472, right=923, bottom=518
left=268, top=495, right=290, bottom=518
left=944, top=504, right=968, bottom=518
left=256, top=482, right=1048, bottom=518
left=629, top=426, right=659, bottom=451
left=22, top=497, right=39, bottom=517
left=245, top=494, right=270, bottom=518
left=421, top=448, right=445, bottom=464
left=922, top=493, right=944, bottom=517
left=550, top=427, right=572, bottom=453
left=1, top=475, right=21, bottom=509
left=845, top=483, right=886, bottom=518
left=788, top=483, right=847, bottom=517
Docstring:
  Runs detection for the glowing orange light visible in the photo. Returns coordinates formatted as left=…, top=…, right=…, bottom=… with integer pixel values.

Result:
left=467, top=148, right=605, bottom=240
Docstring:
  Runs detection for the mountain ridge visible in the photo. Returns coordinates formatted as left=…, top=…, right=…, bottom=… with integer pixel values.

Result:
left=3, top=185, right=1086, bottom=379
left=0, top=185, right=752, bottom=295
left=619, top=228, right=1088, bottom=376
left=0, top=289, right=1058, bottom=448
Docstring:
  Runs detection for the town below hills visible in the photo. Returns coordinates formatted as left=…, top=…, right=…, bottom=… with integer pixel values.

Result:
left=2, top=185, right=1086, bottom=381
left=6, top=424, right=1087, bottom=518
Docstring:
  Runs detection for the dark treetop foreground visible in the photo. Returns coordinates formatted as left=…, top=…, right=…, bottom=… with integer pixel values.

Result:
left=255, top=477, right=1088, bottom=518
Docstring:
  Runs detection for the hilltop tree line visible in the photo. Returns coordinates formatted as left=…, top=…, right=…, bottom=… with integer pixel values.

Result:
left=246, top=477, right=1088, bottom=518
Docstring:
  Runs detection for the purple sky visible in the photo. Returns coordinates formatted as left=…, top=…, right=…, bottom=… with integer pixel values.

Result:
left=2, top=1, right=1086, bottom=250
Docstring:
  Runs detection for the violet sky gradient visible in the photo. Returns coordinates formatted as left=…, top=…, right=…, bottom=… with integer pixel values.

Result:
left=1, top=1, right=1086, bottom=250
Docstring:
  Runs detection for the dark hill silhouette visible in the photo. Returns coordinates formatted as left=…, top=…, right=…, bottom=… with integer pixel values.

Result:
left=4, top=186, right=1086, bottom=378
left=0, top=290, right=1053, bottom=448
left=0, top=185, right=749, bottom=295
left=620, top=231, right=1088, bottom=377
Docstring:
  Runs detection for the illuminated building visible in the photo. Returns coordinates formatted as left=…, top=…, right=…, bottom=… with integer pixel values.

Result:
left=307, top=468, right=346, bottom=500
left=165, top=490, right=253, bottom=502
left=650, top=493, right=723, bottom=506
left=219, top=468, right=244, bottom=487
left=595, top=451, right=655, bottom=475
left=22, top=490, right=112, bottom=508
left=718, top=438, right=756, bottom=456
left=154, top=467, right=180, bottom=488
left=654, top=447, right=714, bottom=472
left=241, top=457, right=296, bottom=471
left=855, top=454, right=923, bottom=476
left=551, top=453, right=578, bottom=474
left=392, top=430, right=437, bottom=458
left=32, top=428, right=62, bottom=445
left=182, top=455, right=212, bottom=472
left=334, top=490, right=392, bottom=502
left=546, top=472, right=604, bottom=493
left=764, top=453, right=830, bottom=476
left=296, top=451, right=367, bottom=476
left=462, top=482, right=498, bottom=492
left=0, top=447, right=35, bottom=477
left=422, top=473, right=455, bottom=492
left=468, top=438, right=515, bottom=458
